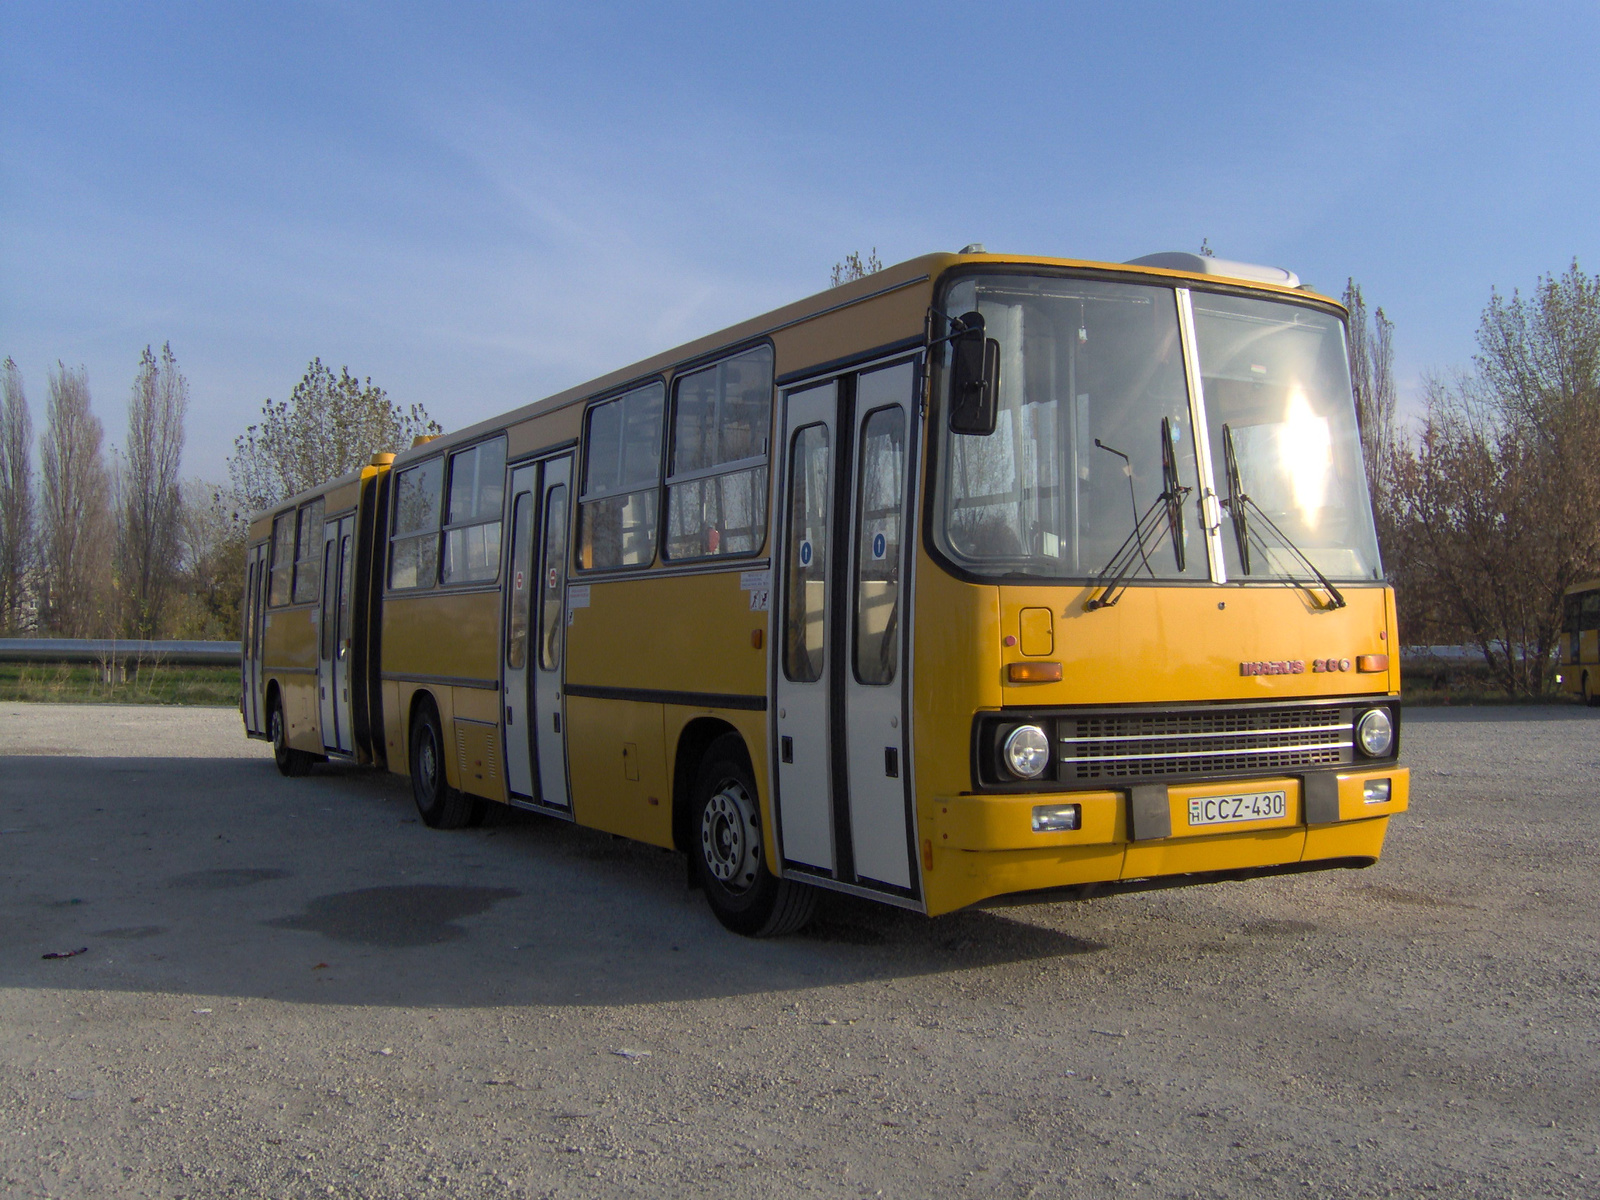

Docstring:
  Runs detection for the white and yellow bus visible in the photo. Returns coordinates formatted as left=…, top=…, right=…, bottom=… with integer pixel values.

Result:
left=242, top=248, right=1408, bottom=936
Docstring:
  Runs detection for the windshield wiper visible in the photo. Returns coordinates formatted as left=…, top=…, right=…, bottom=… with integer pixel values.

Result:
left=1086, top=420, right=1192, bottom=611
left=1219, top=423, right=1346, bottom=610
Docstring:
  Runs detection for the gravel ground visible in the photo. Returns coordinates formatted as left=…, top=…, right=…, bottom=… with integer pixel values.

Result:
left=2, top=701, right=1597, bottom=1199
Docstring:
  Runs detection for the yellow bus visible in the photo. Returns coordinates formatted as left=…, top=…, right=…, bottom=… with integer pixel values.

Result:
left=242, top=248, right=1409, bottom=936
left=1557, top=578, right=1600, bottom=704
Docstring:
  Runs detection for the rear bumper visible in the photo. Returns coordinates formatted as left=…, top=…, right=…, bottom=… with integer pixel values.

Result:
left=919, top=765, right=1407, bottom=915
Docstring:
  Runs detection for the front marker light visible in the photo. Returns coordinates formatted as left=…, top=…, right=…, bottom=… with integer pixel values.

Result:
left=1356, top=707, right=1394, bottom=757
left=1002, top=724, right=1051, bottom=779
left=1032, top=803, right=1081, bottom=832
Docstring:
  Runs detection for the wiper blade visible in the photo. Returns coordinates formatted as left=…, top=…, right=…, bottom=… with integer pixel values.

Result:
left=1086, top=425, right=1192, bottom=611
left=1219, top=423, right=1346, bottom=610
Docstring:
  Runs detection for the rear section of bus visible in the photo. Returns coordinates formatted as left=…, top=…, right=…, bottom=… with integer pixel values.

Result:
left=911, top=254, right=1408, bottom=916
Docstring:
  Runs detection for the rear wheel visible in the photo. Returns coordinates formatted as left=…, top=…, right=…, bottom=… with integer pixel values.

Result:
left=410, top=705, right=477, bottom=828
left=269, top=697, right=312, bottom=777
left=692, top=734, right=816, bottom=937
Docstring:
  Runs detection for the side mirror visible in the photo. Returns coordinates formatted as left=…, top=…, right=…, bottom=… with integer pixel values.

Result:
left=948, top=311, right=1001, bottom=435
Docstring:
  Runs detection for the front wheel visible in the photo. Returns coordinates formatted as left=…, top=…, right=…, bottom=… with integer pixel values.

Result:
left=692, top=734, right=816, bottom=937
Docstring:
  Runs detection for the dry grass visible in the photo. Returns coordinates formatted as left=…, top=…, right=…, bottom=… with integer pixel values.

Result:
left=0, top=661, right=239, bottom=706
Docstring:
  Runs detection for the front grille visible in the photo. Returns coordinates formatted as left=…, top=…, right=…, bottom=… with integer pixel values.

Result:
left=1060, top=704, right=1351, bottom=781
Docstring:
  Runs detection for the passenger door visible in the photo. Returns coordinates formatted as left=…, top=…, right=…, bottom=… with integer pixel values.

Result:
left=771, top=358, right=920, bottom=898
left=318, top=515, right=355, bottom=754
left=500, top=454, right=574, bottom=811
left=243, top=543, right=267, bottom=734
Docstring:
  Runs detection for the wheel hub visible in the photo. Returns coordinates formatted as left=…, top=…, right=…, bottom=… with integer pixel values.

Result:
left=700, top=781, right=760, bottom=893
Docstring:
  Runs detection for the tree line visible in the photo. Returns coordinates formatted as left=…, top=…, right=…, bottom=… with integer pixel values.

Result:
left=3, top=258, right=1596, bottom=696
left=0, top=351, right=436, bottom=641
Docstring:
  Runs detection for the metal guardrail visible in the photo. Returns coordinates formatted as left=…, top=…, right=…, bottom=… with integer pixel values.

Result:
left=0, top=639, right=241, bottom=666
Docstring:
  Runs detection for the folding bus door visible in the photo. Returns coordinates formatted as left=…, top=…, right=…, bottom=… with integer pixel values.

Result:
left=502, top=463, right=539, bottom=800
left=318, top=514, right=355, bottom=754
left=243, top=543, right=268, bottom=734
left=772, top=358, right=920, bottom=899
left=500, top=454, right=574, bottom=811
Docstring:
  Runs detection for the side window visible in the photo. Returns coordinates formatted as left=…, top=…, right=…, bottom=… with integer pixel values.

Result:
left=665, top=345, right=773, bottom=560
left=1583, top=592, right=1600, bottom=630
left=443, top=436, right=507, bottom=585
left=292, top=499, right=324, bottom=604
left=389, top=457, right=444, bottom=589
left=268, top=514, right=295, bottom=606
left=578, top=381, right=664, bottom=570
left=783, top=423, right=830, bottom=683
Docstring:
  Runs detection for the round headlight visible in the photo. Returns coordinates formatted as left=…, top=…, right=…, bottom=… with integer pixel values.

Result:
left=1002, top=724, right=1051, bottom=779
left=1356, top=708, right=1393, bottom=757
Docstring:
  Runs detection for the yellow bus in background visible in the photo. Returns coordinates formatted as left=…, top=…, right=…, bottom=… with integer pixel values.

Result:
left=1557, top=578, right=1600, bottom=704
left=242, top=248, right=1409, bottom=936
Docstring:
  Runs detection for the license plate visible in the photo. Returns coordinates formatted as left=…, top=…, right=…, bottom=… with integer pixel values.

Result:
left=1187, top=789, right=1288, bottom=827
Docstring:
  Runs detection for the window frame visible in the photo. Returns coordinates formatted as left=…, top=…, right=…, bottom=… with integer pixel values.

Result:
left=576, top=377, right=667, bottom=573
left=440, top=433, right=508, bottom=587
left=387, top=454, right=446, bottom=592
left=663, top=343, right=775, bottom=563
left=291, top=497, right=325, bottom=605
left=267, top=511, right=296, bottom=608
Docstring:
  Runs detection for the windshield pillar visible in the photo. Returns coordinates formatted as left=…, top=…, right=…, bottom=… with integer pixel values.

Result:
left=1176, top=287, right=1228, bottom=584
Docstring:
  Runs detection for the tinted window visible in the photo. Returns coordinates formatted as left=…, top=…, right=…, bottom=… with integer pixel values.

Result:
left=390, top=458, right=443, bottom=589
left=666, top=346, right=773, bottom=560
left=443, top=436, right=506, bottom=584
left=292, top=498, right=324, bottom=604
left=268, top=513, right=295, bottom=606
left=579, top=382, right=663, bottom=569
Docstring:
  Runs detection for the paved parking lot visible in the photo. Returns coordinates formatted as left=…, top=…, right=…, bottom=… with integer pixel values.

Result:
left=2, top=701, right=1598, bottom=1198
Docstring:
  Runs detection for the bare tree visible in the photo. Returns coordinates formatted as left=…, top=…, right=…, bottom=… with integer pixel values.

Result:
left=1390, top=261, right=1600, bottom=694
left=1343, top=280, right=1399, bottom=531
left=171, top=479, right=247, bottom=639
left=0, top=357, right=35, bottom=633
left=116, top=343, right=188, bottom=636
left=830, top=249, right=883, bottom=287
left=39, top=363, right=112, bottom=636
left=229, top=359, right=439, bottom=511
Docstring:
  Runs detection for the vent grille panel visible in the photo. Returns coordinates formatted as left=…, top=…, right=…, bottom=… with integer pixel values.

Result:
left=1061, top=705, right=1351, bottom=781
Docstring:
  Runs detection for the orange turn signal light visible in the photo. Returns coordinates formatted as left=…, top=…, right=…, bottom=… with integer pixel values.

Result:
left=1007, top=661, right=1063, bottom=683
left=1356, top=654, right=1389, bottom=673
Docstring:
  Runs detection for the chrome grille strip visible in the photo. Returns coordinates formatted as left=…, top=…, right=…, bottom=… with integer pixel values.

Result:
left=1062, top=740, right=1352, bottom=764
left=1065, top=722, right=1350, bottom=746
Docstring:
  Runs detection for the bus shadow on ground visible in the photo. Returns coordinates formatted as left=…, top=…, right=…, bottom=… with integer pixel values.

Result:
left=3, top=753, right=1106, bottom=1008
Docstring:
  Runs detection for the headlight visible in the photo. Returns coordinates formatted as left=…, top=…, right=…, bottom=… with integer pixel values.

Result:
left=1002, top=724, right=1051, bottom=779
left=1356, top=708, right=1393, bottom=757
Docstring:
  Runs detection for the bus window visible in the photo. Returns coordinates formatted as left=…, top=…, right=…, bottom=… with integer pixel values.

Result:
left=292, top=498, right=324, bottom=603
left=269, top=513, right=295, bottom=606
left=506, top=492, right=534, bottom=670
left=390, top=458, right=444, bottom=589
left=784, top=424, right=830, bottom=683
left=665, top=345, right=773, bottom=560
left=854, top=405, right=905, bottom=685
left=539, top=485, right=568, bottom=671
left=578, top=382, right=663, bottom=570
left=443, top=436, right=506, bottom=584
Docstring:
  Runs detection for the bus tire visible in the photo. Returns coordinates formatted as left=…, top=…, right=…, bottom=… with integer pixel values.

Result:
left=410, top=705, right=475, bottom=829
left=270, top=697, right=312, bottom=777
left=691, top=734, right=817, bottom=937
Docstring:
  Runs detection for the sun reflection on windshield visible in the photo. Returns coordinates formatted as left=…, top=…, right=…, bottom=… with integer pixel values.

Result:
left=1280, top=387, right=1332, bottom=529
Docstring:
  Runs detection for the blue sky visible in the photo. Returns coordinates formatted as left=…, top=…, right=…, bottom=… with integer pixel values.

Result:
left=3, top=2, right=1597, bottom=481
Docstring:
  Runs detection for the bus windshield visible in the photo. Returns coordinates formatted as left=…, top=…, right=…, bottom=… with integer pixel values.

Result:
left=935, top=273, right=1382, bottom=584
left=936, top=274, right=1203, bottom=581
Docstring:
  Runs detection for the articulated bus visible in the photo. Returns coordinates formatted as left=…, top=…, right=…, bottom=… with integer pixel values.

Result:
left=241, top=248, right=1409, bottom=936
left=1557, top=578, right=1600, bottom=705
